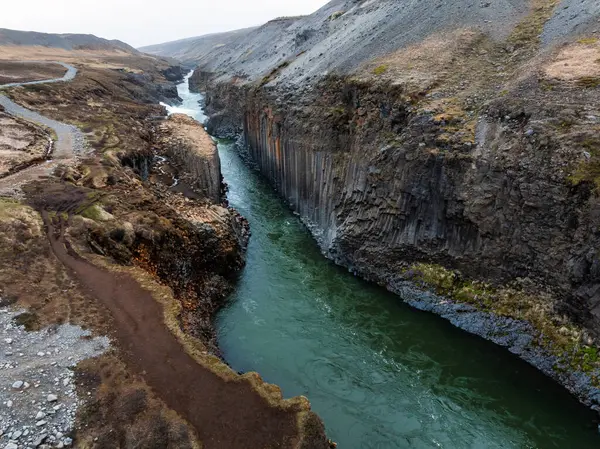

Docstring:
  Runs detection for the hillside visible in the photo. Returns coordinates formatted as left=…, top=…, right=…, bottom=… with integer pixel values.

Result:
left=0, top=26, right=330, bottom=449
left=139, top=27, right=257, bottom=64
left=0, top=28, right=138, bottom=53
left=145, top=0, right=599, bottom=84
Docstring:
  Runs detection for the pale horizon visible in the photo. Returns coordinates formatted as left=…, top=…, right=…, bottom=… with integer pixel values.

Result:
left=0, top=0, right=330, bottom=48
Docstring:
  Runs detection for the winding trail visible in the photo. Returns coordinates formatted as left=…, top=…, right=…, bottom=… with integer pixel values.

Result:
left=0, top=61, right=86, bottom=197
left=0, top=61, right=77, bottom=89
left=42, top=215, right=301, bottom=449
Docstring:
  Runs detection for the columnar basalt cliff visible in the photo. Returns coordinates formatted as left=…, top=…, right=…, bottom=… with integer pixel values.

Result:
left=195, top=69, right=600, bottom=329
left=178, top=0, right=600, bottom=410
left=157, top=113, right=223, bottom=203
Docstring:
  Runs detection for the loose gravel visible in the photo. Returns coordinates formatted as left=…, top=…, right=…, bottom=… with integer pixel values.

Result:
left=542, top=0, right=600, bottom=46
left=0, top=307, right=110, bottom=449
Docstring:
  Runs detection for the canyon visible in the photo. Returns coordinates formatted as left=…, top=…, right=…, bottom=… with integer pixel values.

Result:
left=145, top=0, right=600, bottom=420
left=2, top=0, right=600, bottom=447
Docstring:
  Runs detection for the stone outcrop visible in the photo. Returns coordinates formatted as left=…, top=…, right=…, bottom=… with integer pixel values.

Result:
left=157, top=113, right=223, bottom=203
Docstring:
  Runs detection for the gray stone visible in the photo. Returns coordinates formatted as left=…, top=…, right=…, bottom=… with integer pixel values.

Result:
left=33, top=434, right=47, bottom=447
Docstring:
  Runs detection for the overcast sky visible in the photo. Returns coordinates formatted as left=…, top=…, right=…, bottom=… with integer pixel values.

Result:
left=1, top=0, right=330, bottom=48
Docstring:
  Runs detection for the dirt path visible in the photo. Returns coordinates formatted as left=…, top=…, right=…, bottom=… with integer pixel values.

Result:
left=44, top=214, right=300, bottom=449
left=0, top=62, right=85, bottom=197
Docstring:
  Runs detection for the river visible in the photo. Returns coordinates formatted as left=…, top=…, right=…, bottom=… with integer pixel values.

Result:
left=164, top=73, right=600, bottom=449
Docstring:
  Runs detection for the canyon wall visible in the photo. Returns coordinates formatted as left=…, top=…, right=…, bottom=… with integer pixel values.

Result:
left=157, top=113, right=223, bottom=203
left=193, top=66, right=600, bottom=340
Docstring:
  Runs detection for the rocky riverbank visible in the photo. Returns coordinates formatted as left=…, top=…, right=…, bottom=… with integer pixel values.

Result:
left=179, top=0, right=600, bottom=413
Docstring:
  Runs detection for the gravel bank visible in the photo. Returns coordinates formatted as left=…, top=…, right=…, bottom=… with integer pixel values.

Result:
left=0, top=307, right=110, bottom=449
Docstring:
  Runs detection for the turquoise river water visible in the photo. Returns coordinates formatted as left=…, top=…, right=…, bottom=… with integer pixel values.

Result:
left=165, top=74, right=600, bottom=449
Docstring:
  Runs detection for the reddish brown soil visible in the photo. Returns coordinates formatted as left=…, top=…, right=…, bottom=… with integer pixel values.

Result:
left=44, top=214, right=300, bottom=449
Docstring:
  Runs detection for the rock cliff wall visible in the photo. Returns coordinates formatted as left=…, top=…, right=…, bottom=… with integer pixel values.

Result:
left=157, top=113, right=223, bottom=203
left=198, top=74, right=600, bottom=333
left=191, top=25, right=600, bottom=408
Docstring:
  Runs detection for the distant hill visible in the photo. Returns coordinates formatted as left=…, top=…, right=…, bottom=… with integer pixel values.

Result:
left=139, top=27, right=257, bottom=64
left=0, top=28, right=139, bottom=53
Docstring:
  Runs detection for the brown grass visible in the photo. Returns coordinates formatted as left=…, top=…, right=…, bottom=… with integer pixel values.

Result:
left=507, top=0, right=559, bottom=50
left=75, top=354, right=200, bottom=449
left=0, top=60, right=66, bottom=84
left=0, top=46, right=163, bottom=72
left=544, top=43, right=600, bottom=81
left=0, top=113, right=49, bottom=177
left=0, top=197, right=113, bottom=334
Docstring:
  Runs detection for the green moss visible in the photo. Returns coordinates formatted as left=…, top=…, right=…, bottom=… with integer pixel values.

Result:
left=577, top=37, right=599, bottom=45
left=571, top=346, right=600, bottom=373
left=410, top=263, right=457, bottom=292
left=372, top=65, right=389, bottom=76
left=79, top=204, right=104, bottom=221
left=405, top=262, right=600, bottom=373
left=259, top=61, right=292, bottom=87
left=0, top=198, right=21, bottom=220
left=507, top=0, right=559, bottom=50
left=567, top=138, right=600, bottom=188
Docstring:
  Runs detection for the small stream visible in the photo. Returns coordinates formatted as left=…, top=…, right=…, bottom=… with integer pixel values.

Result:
left=164, top=73, right=600, bottom=449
